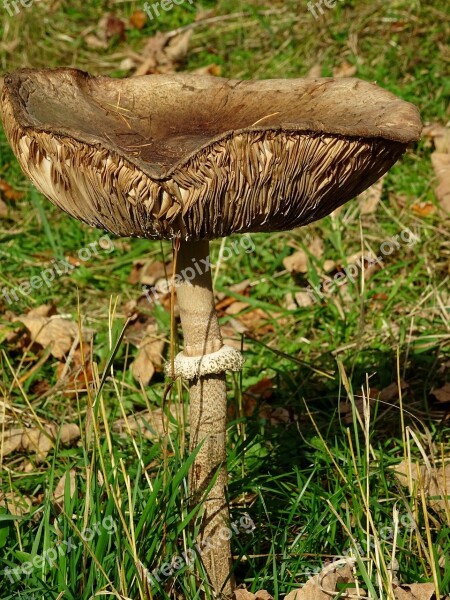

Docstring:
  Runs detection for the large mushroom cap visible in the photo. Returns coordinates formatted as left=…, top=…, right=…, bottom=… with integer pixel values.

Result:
left=1, top=68, right=422, bottom=240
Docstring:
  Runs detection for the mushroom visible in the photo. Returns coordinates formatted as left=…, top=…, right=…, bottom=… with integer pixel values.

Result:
left=0, top=68, right=422, bottom=597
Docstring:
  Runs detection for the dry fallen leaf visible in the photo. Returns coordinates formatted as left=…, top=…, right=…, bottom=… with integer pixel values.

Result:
left=0, top=178, right=23, bottom=201
left=431, top=153, right=450, bottom=213
left=131, top=322, right=165, bottom=385
left=423, top=123, right=450, bottom=153
left=225, top=301, right=251, bottom=316
left=339, top=396, right=378, bottom=424
left=27, top=304, right=57, bottom=318
left=234, top=307, right=277, bottom=337
left=84, top=34, right=108, bottom=49
left=241, top=378, right=274, bottom=417
left=359, top=176, right=384, bottom=214
left=15, top=314, right=92, bottom=359
left=377, top=379, right=409, bottom=403
left=283, top=249, right=308, bottom=274
left=285, top=562, right=356, bottom=599
left=0, top=492, right=33, bottom=516
left=323, top=259, right=336, bottom=273
left=393, top=460, right=450, bottom=512
left=411, top=201, right=436, bottom=217
left=113, top=405, right=180, bottom=441
left=394, top=582, right=436, bottom=600
left=132, top=30, right=192, bottom=76
left=306, top=63, right=322, bottom=78
left=232, top=591, right=273, bottom=600
left=129, top=259, right=172, bottom=285
left=220, top=321, right=247, bottom=351
left=0, top=198, right=8, bottom=218
left=56, top=347, right=94, bottom=394
left=2, top=422, right=80, bottom=460
left=129, top=10, right=147, bottom=30
left=98, top=13, right=126, bottom=42
left=423, top=123, right=450, bottom=213
left=259, top=405, right=297, bottom=426
left=192, top=64, right=222, bottom=76
left=333, top=61, right=357, bottom=78
left=309, top=237, right=324, bottom=259
left=232, top=591, right=255, bottom=600
left=54, top=469, right=77, bottom=504
left=431, top=382, right=450, bottom=403
left=295, top=291, right=314, bottom=307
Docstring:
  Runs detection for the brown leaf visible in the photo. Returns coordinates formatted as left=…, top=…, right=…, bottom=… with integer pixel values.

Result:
left=2, top=429, right=23, bottom=455
left=431, top=152, right=450, bottom=212
left=27, top=304, right=57, bottom=318
left=165, top=31, right=192, bottom=62
left=225, top=301, right=251, bottom=316
left=341, top=381, right=408, bottom=423
left=422, top=123, right=450, bottom=153
left=285, top=562, right=356, bottom=599
left=333, top=61, right=357, bottom=78
left=259, top=405, right=297, bottom=426
left=15, top=315, right=92, bottom=359
left=339, top=397, right=377, bottom=424
left=431, top=382, right=450, bottom=403
left=2, top=423, right=80, bottom=460
left=323, top=259, right=336, bottom=273
left=394, top=582, right=436, bottom=600
left=283, top=249, right=308, bottom=274
left=232, top=591, right=273, bottom=600
left=113, top=406, right=180, bottom=440
left=0, top=198, right=8, bottom=218
left=411, top=202, right=436, bottom=217
left=0, top=178, right=23, bottom=201
left=378, top=379, right=408, bottom=402
left=54, top=469, right=76, bottom=504
left=220, top=321, right=248, bottom=351
left=295, top=291, right=314, bottom=307
left=0, top=492, right=32, bottom=516
left=216, top=282, right=251, bottom=312
left=130, top=260, right=173, bottom=286
left=133, top=30, right=191, bottom=76
left=242, top=378, right=274, bottom=416
left=255, top=593, right=273, bottom=600
left=309, top=237, right=324, bottom=259
left=56, top=348, right=94, bottom=395
left=98, top=13, right=126, bottom=41
left=235, top=307, right=276, bottom=337
left=84, top=34, right=108, bottom=49
left=131, top=322, right=165, bottom=385
left=359, top=176, right=384, bottom=214
left=129, top=10, right=147, bottom=29
left=393, top=460, right=450, bottom=511
left=192, top=64, right=222, bottom=76
left=306, top=63, right=322, bottom=78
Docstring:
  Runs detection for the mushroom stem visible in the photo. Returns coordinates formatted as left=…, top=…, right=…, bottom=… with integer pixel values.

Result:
left=174, top=240, right=240, bottom=597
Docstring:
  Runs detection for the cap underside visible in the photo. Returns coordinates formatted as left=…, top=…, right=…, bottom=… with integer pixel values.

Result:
left=0, top=69, right=422, bottom=240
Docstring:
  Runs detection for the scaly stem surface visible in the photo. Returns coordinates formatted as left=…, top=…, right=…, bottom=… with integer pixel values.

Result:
left=175, top=239, right=234, bottom=597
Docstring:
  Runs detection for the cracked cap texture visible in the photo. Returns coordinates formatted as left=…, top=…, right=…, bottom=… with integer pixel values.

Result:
left=1, top=68, right=422, bottom=240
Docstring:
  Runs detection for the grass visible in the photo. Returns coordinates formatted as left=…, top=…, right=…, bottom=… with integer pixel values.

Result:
left=0, top=0, right=449, bottom=598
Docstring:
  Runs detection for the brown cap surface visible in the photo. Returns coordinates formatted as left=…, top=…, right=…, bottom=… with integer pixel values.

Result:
left=0, top=68, right=422, bottom=240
